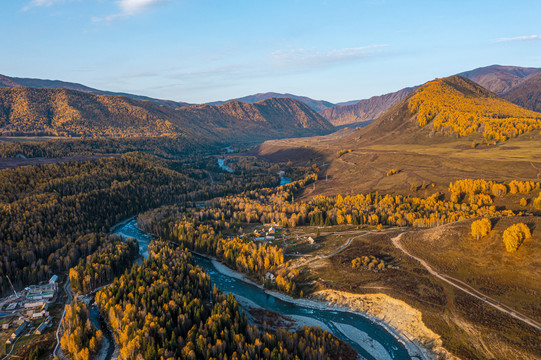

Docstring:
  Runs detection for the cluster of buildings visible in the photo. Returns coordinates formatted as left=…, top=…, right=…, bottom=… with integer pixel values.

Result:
left=1, top=275, right=58, bottom=347
left=4, top=315, right=52, bottom=347
left=253, top=226, right=277, bottom=241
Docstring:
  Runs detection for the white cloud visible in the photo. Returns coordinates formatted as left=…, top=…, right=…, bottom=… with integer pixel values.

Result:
left=496, top=35, right=541, bottom=42
left=93, top=0, right=168, bottom=21
left=22, top=0, right=68, bottom=11
left=117, top=0, right=166, bottom=15
left=271, top=45, right=388, bottom=68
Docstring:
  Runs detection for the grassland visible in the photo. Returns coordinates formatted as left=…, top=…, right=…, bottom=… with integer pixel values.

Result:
left=255, top=131, right=541, bottom=199
left=278, top=223, right=541, bottom=359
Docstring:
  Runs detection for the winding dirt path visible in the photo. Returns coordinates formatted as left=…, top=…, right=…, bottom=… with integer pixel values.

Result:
left=392, top=232, right=541, bottom=332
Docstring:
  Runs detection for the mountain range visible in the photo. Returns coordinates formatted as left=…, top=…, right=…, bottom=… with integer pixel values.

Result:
left=352, top=75, right=541, bottom=146
left=1, top=64, right=540, bottom=145
left=0, top=87, right=333, bottom=143
left=255, top=74, right=541, bottom=199
left=205, top=65, right=541, bottom=127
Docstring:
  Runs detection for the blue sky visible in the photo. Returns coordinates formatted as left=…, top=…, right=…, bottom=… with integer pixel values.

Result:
left=1, top=0, right=540, bottom=103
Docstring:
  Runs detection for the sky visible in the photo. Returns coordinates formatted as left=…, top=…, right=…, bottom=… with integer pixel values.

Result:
left=1, top=0, right=541, bottom=103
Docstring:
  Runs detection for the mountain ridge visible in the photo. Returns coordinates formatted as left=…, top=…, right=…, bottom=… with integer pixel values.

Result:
left=353, top=75, right=541, bottom=145
left=0, top=74, right=190, bottom=110
left=208, top=92, right=335, bottom=111
left=458, top=65, right=541, bottom=95
left=319, top=86, right=418, bottom=126
left=0, top=87, right=334, bottom=142
left=503, top=72, right=541, bottom=113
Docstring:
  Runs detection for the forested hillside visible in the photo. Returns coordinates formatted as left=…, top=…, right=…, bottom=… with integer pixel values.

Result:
left=409, top=76, right=541, bottom=141
left=0, top=73, right=190, bottom=109
left=69, top=236, right=139, bottom=294
left=0, top=87, right=334, bottom=143
left=0, top=154, right=199, bottom=294
left=0, top=153, right=299, bottom=295
left=0, top=87, right=182, bottom=137
left=95, top=240, right=355, bottom=360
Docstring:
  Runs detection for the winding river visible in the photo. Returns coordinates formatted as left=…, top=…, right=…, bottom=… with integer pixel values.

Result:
left=113, top=219, right=412, bottom=360
left=108, top=157, right=413, bottom=359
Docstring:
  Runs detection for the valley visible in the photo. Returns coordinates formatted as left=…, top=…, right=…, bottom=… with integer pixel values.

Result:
left=0, top=68, right=540, bottom=360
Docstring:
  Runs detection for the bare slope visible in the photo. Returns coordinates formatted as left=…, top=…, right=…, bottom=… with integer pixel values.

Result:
left=504, top=72, right=541, bottom=112
left=459, top=64, right=541, bottom=95
left=320, top=86, right=417, bottom=126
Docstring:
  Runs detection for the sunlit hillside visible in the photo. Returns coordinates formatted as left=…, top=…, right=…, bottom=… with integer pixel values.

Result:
left=409, top=76, right=541, bottom=142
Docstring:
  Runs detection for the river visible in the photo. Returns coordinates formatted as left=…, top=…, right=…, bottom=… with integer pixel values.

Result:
left=113, top=219, right=412, bottom=360
left=218, top=158, right=291, bottom=187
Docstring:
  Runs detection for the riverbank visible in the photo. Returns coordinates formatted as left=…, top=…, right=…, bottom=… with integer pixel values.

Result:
left=209, top=255, right=443, bottom=360
left=314, top=290, right=458, bottom=360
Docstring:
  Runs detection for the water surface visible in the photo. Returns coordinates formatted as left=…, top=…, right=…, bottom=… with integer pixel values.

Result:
left=113, top=219, right=411, bottom=360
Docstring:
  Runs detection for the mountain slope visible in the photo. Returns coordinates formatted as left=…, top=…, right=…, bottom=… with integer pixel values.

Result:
left=255, top=75, right=541, bottom=199
left=0, top=74, right=190, bottom=109
left=503, top=72, right=541, bottom=112
left=458, top=65, right=541, bottom=95
left=320, top=65, right=541, bottom=127
left=178, top=98, right=334, bottom=141
left=0, top=87, right=334, bottom=142
left=320, top=87, right=417, bottom=126
left=209, top=92, right=334, bottom=111
left=0, top=87, right=183, bottom=137
left=355, top=75, right=541, bottom=145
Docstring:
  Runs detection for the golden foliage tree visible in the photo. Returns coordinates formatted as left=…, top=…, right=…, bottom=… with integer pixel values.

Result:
left=471, top=218, right=492, bottom=240
left=502, top=223, right=532, bottom=252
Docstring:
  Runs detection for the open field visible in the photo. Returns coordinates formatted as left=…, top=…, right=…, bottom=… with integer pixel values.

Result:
left=255, top=131, right=541, bottom=199
left=399, top=216, right=541, bottom=323
left=278, top=224, right=541, bottom=360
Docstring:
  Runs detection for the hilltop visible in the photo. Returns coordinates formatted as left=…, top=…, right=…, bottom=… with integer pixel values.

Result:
left=209, top=92, right=335, bottom=111
left=0, top=87, right=334, bottom=143
left=355, top=75, right=541, bottom=145
left=0, top=74, right=190, bottom=109
left=459, top=64, right=541, bottom=95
